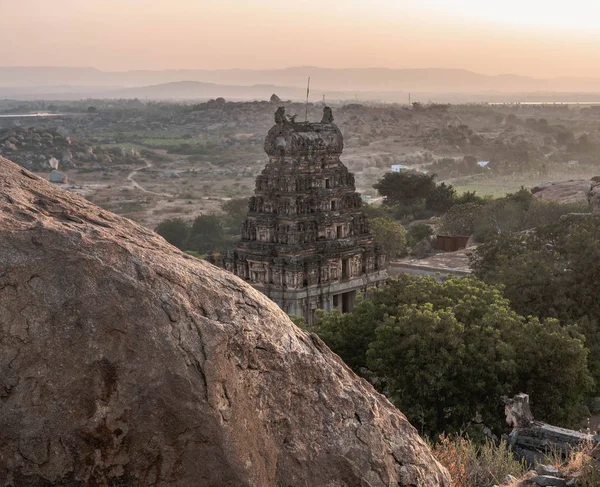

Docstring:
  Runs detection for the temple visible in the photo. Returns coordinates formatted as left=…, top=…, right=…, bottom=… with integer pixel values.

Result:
left=223, top=107, right=386, bottom=323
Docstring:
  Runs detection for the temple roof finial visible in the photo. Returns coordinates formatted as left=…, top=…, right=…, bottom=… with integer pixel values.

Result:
left=274, top=107, right=286, bottom=124
left=321, top=106, right=334, bottom=123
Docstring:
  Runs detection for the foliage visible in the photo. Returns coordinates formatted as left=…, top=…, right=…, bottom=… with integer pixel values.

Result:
left=472, top=214, right=600, bottom=391
left=188, top=215, right=227, bottom=253
left=454, top=191, right=487, bottom=206
left=407, top=223, right=434, bottom=247
left=155, top=213, right=234, bottom=254
left=438, top=203, right=484, bottom=236
left=438, top=188, right=586, bottom=241
left=432, top=435, right=526, bottom=487
left=373, top=171, right=462, bottom=219
left=426, top=182, right=456, bottom=212
left=370, top=217, right=407, bottom=259
left=221, top=197, right=248, bottom=235
left=563, top=439, right=600, bottom=486
left=289, top=315, right=307, bottom=328
left=313, top=275, right=592, bottom=436
left=373, top=171, right=437, bottom=207
left=155, top=218, right=189, bottom=250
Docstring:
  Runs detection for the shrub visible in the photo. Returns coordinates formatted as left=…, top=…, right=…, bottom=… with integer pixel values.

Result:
left=314, top=275, right=592, bottom=436
left=433, top=435, right=526, bottom=487
left=370, top=217, right=407, bottom=259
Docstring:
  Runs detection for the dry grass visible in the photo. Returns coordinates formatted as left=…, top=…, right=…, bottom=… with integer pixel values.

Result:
left=434, top=434, right=600, bottom=487
left=432, top=435, right=526, bottom=487
left=560, top=439, right=600, bottom=486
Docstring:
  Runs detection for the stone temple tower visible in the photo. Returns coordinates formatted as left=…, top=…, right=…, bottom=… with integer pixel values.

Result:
left=224, top=107, right=386, bottom=323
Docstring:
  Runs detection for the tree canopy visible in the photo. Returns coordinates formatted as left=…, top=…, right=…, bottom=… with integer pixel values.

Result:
left=311, top=275, right=592, bottom=436
left=370, top=217, right=407, bottom=260
left=472, top=214, right=600, bottom=388
left=373, top=171, right=437, bottom=207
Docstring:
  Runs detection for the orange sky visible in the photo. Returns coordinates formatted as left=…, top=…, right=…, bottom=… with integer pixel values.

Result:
left=1, top=0, right=600, bottom=78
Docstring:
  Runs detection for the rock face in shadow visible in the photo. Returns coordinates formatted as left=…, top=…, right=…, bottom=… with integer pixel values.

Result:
left=0, top=157, right=450, bottom=486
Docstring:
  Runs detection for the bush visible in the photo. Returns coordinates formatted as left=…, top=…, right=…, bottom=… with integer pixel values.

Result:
left=370, top=217, right=407, bottom=259
left=313, top=275, right=592, bottom=436
left=433, top=435, right=526, bottom=487
left=472, top=214, right=600, bottom=392
left=407, top=223, right=433, bottom=247
left=438, top=203, right=483, bottom=236
left=155, top=218, right=189, bottom=250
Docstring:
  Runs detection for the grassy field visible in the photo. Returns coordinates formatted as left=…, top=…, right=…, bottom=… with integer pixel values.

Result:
left=448, top=168, right=600, bottom=198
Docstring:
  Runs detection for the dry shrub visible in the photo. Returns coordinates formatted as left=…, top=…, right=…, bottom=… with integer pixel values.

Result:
left=561, top=439, right=600, bottom=486
left=432, top=435, right=526, bottom=487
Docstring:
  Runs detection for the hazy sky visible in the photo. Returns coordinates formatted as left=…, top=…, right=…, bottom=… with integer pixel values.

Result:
left=1, top=0, right=600, bottom=77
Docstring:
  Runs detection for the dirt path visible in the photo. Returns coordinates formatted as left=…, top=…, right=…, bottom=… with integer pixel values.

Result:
left=126, top=160, right=173, bottom=198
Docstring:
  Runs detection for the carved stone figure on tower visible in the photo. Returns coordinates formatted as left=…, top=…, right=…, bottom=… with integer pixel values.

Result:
left=274, top=107, right=286, bottom=124
left=321, top=106, right=334, bottom=123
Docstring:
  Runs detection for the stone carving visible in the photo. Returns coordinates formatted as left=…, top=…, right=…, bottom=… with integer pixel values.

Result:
left=322, top=106, right=334, bottom=123
left=274, top=106, right=286, bottom=124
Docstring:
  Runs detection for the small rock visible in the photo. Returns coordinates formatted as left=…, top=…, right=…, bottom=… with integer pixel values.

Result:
left=536, top=465, right=562, bottom=477
left=504, top=473, right=519, bottom=483
left=531, top=475, right=566, bottom=487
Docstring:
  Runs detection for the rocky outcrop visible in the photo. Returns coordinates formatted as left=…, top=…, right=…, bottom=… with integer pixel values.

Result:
left=0, top=126, right=142, bottom=172
left=532, top=179, right=600, bottom=211
left=0, top=156, right=450, bottom=486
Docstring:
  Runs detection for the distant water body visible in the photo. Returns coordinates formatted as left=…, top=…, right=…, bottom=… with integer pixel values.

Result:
left=489, top=101, right=600, bottom=105
left=0, top=113, right=64, bottom=118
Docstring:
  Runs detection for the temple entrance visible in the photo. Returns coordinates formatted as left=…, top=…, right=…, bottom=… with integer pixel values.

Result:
left=333, top=291, right=356, bottom=313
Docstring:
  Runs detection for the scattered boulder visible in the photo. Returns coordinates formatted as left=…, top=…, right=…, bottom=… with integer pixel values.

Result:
left=590, top=182, right=600, bottom=213
left=0, top=156, right=450, bottom=486
left=531, top=179, right=593, bottom=206
left=49, top=169, right=68, bottom=184
left=411, top=237, right=434, bottom=258
left=530, top=475, right=566, bottom=487
left=536, top=465, right=562, bottom=477
left=270, top=93, right=281, bottom=103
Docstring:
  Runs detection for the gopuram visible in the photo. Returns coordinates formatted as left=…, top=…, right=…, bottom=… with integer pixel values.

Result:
left=223, top=107, right=387, bottom=324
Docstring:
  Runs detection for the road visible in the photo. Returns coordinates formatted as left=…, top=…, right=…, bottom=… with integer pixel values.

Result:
left=126, top=160, right=174, bottom=198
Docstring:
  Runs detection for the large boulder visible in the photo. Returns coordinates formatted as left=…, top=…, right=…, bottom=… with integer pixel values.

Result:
left=531, top=179, right=593, bottom=206
left=0, top=156, right=450, bottom=486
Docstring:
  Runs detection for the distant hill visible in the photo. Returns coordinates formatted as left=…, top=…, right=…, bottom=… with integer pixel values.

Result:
left=111, top=81, right=305, bottom=101
left=0, top=66, right=599, bottom=95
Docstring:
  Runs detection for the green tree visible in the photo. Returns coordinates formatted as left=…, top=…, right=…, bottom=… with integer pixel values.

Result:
left=155, top=218, right=190, bottom=250
left=454, top=191, right=486, bottom=206
left=370, top=217, right=407, bottom=260
left=407, top=223, right=433, bottom=247
left=373, top=171, right=436, bottom=207
left=314, top=275, right=592, bottom=436
left=438, top=203, right=483, bottom=236
left=426, top=182, right=456, bottom=213
left=473, top=215, right=600, bottom=387
left=221, top=198, right=248, bottom=236
left=188, top=214, right=227, bottom=253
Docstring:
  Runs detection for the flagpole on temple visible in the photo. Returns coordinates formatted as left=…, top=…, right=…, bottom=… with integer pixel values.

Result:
left=305, top=77, right=310, bottom=122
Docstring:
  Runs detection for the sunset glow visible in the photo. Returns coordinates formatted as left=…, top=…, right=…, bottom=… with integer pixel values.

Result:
left=1, top=0, right=599, bottom=77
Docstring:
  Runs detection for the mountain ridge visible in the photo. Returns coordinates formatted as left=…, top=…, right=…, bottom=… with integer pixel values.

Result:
left=1, top=66, right=599, bottom=93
